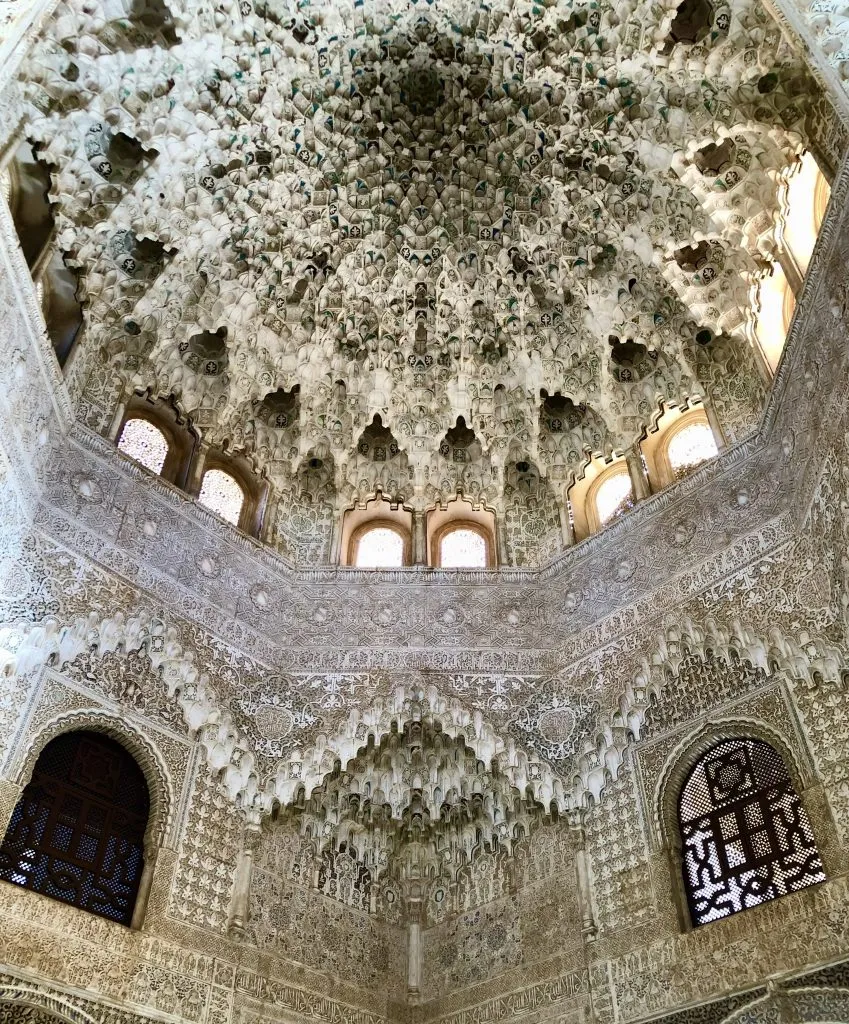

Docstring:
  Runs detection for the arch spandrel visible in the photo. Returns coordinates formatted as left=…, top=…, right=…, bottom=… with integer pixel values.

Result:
left=0, top=987, right=98, bottom=1024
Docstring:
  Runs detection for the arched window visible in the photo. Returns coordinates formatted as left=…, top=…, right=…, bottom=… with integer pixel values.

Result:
left=117, top=417, right=169, bottom=475
left=781, top=151, right=830, bottom=278
left=754, top=261, right=795, bottom=375
left=0, top=731, right=150, bottom=925
left=198, top=468, right=244, bottom=525
left=593, top=467, right=633, bottom=527
left=678, top=737, right=825, bottom=927
left=353, top=524, right=407, bottom=568
left=439, top=525, right=488, bottom=568
left=666, top=420, right=719, bottom=478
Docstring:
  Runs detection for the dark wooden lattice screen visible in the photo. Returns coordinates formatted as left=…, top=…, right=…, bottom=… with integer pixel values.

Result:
left=0, top=730, right=149, bottom=924
left=679, top=737, right=825, bottom=926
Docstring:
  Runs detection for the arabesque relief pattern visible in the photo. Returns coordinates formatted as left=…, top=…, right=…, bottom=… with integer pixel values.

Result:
left=1, top=0, right=849, bottom=1018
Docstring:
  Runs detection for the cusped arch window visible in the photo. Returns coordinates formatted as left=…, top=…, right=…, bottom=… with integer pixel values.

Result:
left=593, top=466, right=633, bottom=528
left=117, top=417, right=169, bottom=475
left=0, top=730, right=150, bottom=925
left=352, top=523, right=408, bottom=568
left=678, top=737, right=825, bottom=927
left=665, top=419, right=719, bottom=479
left=438, top=525, right=489, bottom=568
left=198, top=468, right=244, bottom=525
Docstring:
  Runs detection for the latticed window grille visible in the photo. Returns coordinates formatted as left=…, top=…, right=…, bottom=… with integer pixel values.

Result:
left=198, top=468, right=244, bottom=525
left=0, top=731, right=150, bottom=925
left=117, top=417, right=169, bottom=475
left=678, top=737, right=825, bottom=926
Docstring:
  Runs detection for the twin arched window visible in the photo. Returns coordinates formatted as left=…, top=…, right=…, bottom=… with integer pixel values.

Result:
left=593, top=466, right=633, bottom=527
left=678, top=737, right=825, bottom=927
left=437, top=525, right=488, bottom=568
left=117, top=412, right=254, bottom=533
left=351, top=521, right=492, bottom=568
left=0, top=731, right=150, bottom=925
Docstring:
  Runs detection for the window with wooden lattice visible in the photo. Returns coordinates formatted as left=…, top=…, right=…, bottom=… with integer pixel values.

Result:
left=0, top=731, right=150, bottom=925
left=679, top=737, right=825, bottom=926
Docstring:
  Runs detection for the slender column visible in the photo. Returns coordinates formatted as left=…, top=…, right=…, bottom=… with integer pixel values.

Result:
left=131, top=842, right=159, bottom=930
left=228, top=821, right=261, bottom=939
left=260, top=490, right=278, bottom=546
left=108, top=397, right=129, bottom=442
left=559, top=498, right=575, bottom=547
left=664, top=832, right=692, bottom=933
left=495, top=516, right=508, bottom=567
left=186, top=446, right=207, bottom=498
left=625, top=445, right=651, bottom=502
left=777, top=247, right=804, bottom=298
left=329, top=506, right=343, bottom=564
left=412, top=510, right=427, bottom=565
left=570, top=817, right=597, bottom=942
left=406, top=895, right=423, bottom=1002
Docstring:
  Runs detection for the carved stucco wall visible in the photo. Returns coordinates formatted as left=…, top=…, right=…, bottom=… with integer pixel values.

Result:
left=1, top=0, right=849, bottom=1020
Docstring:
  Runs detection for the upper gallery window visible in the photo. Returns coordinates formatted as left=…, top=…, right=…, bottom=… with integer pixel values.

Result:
left=117, top=417, right=169, bottom=475
left=439, top=526, right=488, bottom=568
left=666, top=420, right=719, bottom=478
left=754, top=261, right=795, bottom=375
left=678, top=737, right=825, bottom=927
left=0, top=730, right=150, bottom=925
left=198, top=468, right=244, bottom=525
left=353, top=524, right=407, bottom=568
left=594, top=467, right=633, bottom=527
left=781, top=150, right=830, bottom=278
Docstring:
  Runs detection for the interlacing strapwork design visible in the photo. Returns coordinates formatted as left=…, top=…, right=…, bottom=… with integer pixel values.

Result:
left=116, top=418, right=168, bottom=475
left=0, top=731, right=149, bottom=925
left=679, top=738, right=825, bottom=926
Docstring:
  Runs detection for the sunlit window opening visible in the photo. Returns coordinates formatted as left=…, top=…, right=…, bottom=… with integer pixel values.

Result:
left=667, top=421, right=719, bottom=477
left=354, top=526, right=405, bottom=568
left=117, top=418, right=169, bottom=475
left=440, top=527, right=487, bottom=568
left=198, top=468, right=244, bottom=525
left=782, top=151, right=830, bottom=277
left=754, top=262, right=794, bottom=375
left=594, top=469, right=633, bottom=526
